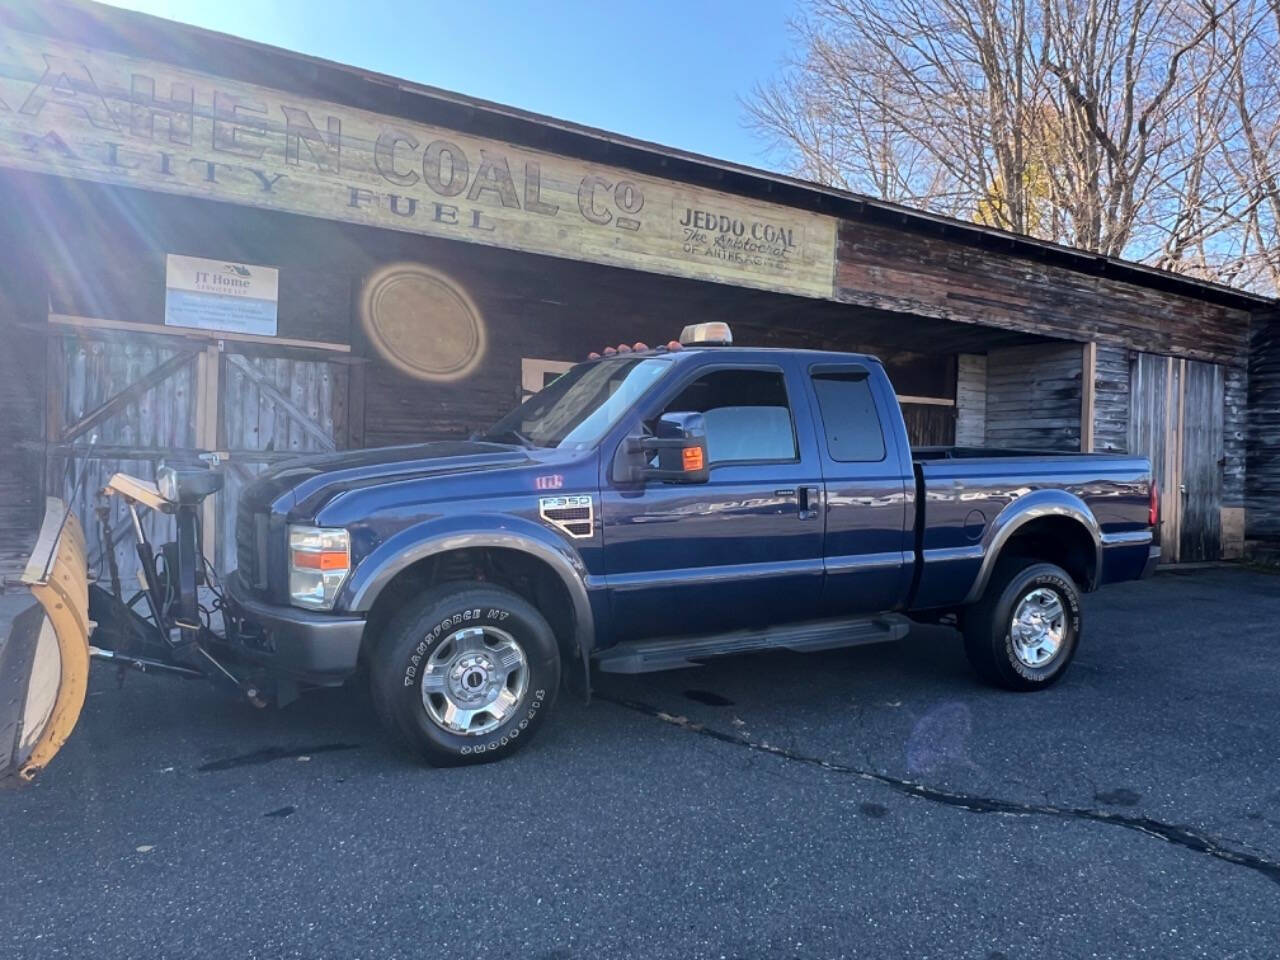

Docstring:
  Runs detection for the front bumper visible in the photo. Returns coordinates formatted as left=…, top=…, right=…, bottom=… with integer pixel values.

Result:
left=226, top=575, right=365, bottom=684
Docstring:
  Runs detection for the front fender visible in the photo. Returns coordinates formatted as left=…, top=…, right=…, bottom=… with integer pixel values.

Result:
left=338, top=514, right=596, bottom=661
left=962, top=489, right=1102, bottom=605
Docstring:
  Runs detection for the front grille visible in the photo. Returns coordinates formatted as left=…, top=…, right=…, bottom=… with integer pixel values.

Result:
left=235, top=504, right=269, bottom=591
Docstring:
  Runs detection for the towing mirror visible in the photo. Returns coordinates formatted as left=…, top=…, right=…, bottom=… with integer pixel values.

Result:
left=614, top=412, right=710, bottom=484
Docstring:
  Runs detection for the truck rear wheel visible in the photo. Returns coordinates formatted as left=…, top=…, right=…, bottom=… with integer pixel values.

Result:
left=962, top=561, right=1081, bottom=691
left=370, top=582, right=560, bottom=766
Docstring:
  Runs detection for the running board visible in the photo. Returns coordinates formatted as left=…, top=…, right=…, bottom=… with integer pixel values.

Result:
left=594, top=614, right=911, bottom=674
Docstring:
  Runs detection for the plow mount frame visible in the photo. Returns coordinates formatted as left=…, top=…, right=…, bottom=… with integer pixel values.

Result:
left=4, top=461, right=267, bottom=785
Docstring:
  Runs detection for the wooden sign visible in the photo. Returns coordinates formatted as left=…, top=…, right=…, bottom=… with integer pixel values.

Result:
left=0, top=30, right=837, bottom=299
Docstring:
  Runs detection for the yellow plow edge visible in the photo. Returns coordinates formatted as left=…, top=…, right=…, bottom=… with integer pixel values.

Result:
left=0, top=498, right=91, bottom=784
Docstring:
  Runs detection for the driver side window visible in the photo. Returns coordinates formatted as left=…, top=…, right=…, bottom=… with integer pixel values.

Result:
left=660, top=368, right=797, bottom=464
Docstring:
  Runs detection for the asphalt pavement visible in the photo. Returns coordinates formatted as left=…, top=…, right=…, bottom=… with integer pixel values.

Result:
left=2, top=567, right=1279, bottom=959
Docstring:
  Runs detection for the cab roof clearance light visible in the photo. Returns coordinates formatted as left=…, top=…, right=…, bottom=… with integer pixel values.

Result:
left=679, top=322, right=733, bottom=346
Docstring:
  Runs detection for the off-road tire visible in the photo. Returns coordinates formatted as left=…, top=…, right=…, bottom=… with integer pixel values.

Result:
left=962, top=560, right=1081, bottom=691
left=369, top=582, right=560, bottom=766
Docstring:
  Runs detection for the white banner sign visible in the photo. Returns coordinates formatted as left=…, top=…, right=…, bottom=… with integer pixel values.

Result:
left=164, top=254, right=279, bottom=335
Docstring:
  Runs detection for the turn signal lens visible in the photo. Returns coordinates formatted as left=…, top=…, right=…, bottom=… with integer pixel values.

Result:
left=288, top=526, right=350, bottom=609
left=682, top=446, right=704, bottom=471
left=291, top=549, right=348, bottom=571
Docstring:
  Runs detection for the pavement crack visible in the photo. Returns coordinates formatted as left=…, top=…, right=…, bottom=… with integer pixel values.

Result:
left=601, top=694, right=1280, bottom=888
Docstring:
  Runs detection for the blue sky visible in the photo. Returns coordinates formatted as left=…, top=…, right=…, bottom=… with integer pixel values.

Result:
left=103, top=0, right=799, bottom=170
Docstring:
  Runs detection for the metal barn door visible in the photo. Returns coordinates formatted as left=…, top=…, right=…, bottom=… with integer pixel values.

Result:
left=216, top=347, right=349, bottom=574
left=1128, top=354, right=1224, bottom=563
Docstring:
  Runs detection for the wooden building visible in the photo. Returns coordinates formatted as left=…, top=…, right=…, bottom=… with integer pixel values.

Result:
left=0, top=0, right=1276, bottom=584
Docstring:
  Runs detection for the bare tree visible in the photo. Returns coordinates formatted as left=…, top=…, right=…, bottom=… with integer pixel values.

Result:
left=745, top=0, right=1280, bottom=290
left=1212, top=0, right=1280, bottom=290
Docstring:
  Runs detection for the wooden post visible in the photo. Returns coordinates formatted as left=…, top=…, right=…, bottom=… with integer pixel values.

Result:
left=195, top=343, right=221, bottom=568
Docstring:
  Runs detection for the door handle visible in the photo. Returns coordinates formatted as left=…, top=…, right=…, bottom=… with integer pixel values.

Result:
left=798, top=485, right=822, bottom=520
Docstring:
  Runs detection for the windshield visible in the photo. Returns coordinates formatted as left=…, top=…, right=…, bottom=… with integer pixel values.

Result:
left=480, top=356, right=673, bottom=449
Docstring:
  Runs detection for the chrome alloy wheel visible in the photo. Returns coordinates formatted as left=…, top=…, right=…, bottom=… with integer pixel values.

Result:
left=420, top=626, right=529, bottom=736
left=1009, top=587, right=1066, bottom=668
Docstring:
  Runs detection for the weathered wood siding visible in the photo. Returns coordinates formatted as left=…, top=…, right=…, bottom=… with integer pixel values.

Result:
left=1091, top=345, right=1131, bottom=453
left=984, top=344, right=1083, bottom=450
left=835, top=221, right=1252, bottom=367
left=1223, top=365, right=1248, bottom=509
left=1247, top=315, right=1280, bottom=542
left=900, top=404, right=955, bottom=447
left=955, top=354, right=987, bottom=446
left=0, top=206, right=46, bottom=581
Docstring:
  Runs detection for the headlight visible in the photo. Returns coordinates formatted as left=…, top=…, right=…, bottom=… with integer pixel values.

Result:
left=156, top=466, right=179, bottom=502
left=288, top=526, right=350, bottom=610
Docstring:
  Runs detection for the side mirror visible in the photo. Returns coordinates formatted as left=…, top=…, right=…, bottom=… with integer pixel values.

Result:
left=613, top=411, right=710, bottom=484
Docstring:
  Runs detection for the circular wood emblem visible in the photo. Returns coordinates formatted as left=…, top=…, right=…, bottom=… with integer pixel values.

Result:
left=360, top=263, right=486, bottom=381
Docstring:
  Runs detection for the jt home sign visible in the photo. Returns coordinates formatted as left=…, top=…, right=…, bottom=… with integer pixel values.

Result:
left=0, top=31, right=837, bottom=298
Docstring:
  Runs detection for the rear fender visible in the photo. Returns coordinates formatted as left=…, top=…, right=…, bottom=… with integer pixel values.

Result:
left=0, top=498, right=91, bottom=784
left=963, top=489, right=1102, bottom=605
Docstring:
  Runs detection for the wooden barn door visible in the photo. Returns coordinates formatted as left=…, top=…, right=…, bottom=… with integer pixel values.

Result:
left=1129, top=353, right=1224, bottom=563
left=45, top=327, right=203, bottom=585
left=1178, top=361, right=1225, bottom=562
left=216, top=346, right=349, bottom=574
left=45, top=317, right=354, bottom=583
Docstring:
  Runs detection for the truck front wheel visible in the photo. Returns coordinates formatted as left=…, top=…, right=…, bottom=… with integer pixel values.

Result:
left=370, top=583, right=561, bottom=766
left=962, top=561, right=1081, bottom=691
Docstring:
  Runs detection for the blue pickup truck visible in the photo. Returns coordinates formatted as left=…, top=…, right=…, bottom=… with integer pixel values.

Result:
left=222, top=323, right=1158, bottom=765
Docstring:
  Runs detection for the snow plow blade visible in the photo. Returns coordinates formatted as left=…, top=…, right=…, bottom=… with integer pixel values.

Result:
left=0, top=498, right=91, bottom=785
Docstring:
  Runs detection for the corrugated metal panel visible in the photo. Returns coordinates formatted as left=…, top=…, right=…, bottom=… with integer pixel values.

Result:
left=984, top=343, right=1083, bottom=450
left=954, top=353, right=986, bottom=446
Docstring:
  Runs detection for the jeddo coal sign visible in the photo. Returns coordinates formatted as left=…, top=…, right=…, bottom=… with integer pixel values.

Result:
left=0, top=31, right=836, bottom=298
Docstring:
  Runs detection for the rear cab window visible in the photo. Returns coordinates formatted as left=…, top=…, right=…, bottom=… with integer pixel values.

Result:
left=810, top=368, right=887, bottom=462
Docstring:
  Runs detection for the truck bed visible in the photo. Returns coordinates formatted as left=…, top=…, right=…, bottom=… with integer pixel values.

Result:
left=908, top=447, right=1155, bottom=611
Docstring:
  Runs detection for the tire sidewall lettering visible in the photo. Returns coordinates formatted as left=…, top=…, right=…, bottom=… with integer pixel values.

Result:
left=402, top=607, right=512, bottom=687
left=457, top=687, right=546, bottom=756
